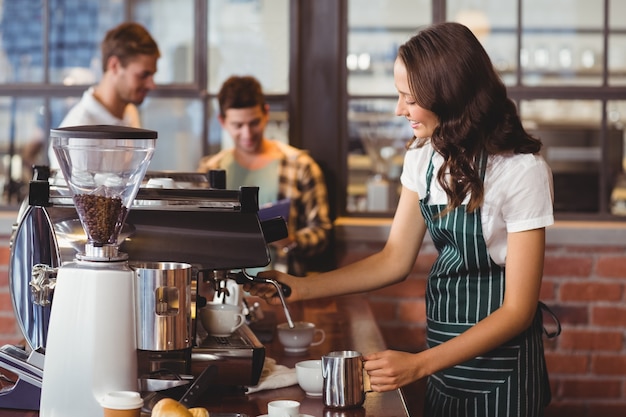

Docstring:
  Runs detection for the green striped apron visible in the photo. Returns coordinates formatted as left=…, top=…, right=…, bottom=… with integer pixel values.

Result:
left=419, top=152, right=554, bottom=417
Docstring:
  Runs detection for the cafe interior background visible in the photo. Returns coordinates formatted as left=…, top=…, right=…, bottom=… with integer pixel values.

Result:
left=1, top=0, right=626, bottom=415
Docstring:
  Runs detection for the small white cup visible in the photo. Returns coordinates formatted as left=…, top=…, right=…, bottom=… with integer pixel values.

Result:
left=267, top=399, right=300, bottom=417
left=296, top=359, right=323, bottom=397
left=277, top=321, right=325, bottom=354
left=199, top=302, right=245, bottom=337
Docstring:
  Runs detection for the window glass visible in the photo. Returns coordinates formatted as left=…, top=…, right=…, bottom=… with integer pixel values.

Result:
left=347, top=0, right=431, bottom=96
left=347, top=99, right=412, bottom=214
left=524, top=0, right=603, bottom=29
left=521, top=0, right=604, bottom=86
left=207, top=0, right=289, bottom=94
left=139, top=97, right=204, bottom=171
left=0, top=0, right=45, bottom=83
left=607, top=100, right=626, bottom=215
left=132, top=0, right=194, bottom=84
left=347, top=0, right=430, bottom=214
left=446, top=0, right=517, bottom=86
left=609, top=0, right=626, bottom=29
left=0, top=97, right=46, bottom=204
left=608, top=35, right=626, bottom=86
left=520, top=99, right=620, bottom=214
left=608, top=0, right=626, bottom=86
left=48, top=0, right=123, bottom=85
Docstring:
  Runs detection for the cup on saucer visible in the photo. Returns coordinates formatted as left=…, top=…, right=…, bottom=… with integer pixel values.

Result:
left=199, top=302, right=245, bottom=337
left=276, top=321, right=325, bottom=354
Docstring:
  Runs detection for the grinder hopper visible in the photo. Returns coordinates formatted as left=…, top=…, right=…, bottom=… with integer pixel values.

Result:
left=52, top=124, right=157, bottom=259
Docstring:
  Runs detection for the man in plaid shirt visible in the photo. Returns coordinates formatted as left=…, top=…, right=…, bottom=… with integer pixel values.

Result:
left=198, top=76, right=332, bottom=276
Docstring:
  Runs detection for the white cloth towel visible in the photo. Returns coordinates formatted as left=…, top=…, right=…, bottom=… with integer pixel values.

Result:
left=245, top=358, right=297, bottom=394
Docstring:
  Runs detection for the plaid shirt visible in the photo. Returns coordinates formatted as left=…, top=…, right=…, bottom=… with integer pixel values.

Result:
left=198, top=140, right=332, bottom=275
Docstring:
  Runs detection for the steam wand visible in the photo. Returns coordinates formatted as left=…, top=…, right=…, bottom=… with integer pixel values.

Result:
left=230, top=270, right=295, bottom=328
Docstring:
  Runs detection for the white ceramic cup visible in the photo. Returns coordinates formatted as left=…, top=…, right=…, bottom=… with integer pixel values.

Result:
left=99, top=391, right=143, bottom=417
left=267, top=399, right=300, bottom=417
left=296, top=359, right=323, bottom=397
left=199, top=302, right=245, bottom=337
left=146, top=177, right=176, bottom=188
left=277, top=321, right=325, bottom=354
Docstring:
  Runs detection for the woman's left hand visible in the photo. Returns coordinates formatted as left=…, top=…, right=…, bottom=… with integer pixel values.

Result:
left=363, top=350, right=423, bottom=392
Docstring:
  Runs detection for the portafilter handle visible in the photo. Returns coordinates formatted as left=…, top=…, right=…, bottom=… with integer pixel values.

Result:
left=229, top=270, right=295, bottom=328
left=229, top=270, right=291, bottom=297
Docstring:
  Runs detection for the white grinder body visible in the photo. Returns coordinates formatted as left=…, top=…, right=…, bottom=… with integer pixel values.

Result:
left=39, top=260, right=138, bottom=417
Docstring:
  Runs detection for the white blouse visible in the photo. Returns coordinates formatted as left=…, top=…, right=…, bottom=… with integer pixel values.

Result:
left=400, top=141, right=554, bottom=266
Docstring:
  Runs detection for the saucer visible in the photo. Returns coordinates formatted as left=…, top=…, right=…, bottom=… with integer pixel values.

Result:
left=257, top=415, right=314, bottom=417
left=284, top=346, right=308, bottom=354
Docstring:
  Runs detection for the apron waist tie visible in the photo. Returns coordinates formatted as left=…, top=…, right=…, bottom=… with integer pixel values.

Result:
left=538, top=301, right=561, bottom=339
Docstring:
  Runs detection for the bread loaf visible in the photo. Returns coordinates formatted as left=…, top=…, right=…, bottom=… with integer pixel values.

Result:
left=189, top=408, right=210, bottom=417
left=150, top=397, right=211, bottom=417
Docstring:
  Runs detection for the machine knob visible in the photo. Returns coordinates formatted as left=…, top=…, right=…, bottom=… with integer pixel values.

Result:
left=30, top=264, right=57, bottom=306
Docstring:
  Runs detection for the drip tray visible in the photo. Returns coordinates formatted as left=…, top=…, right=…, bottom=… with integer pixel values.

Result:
left=191, top=325, right=265, bottom=387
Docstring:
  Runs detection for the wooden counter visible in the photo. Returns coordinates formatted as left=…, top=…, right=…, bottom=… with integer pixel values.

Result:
left=197, top=295, right=413, bottom=417
left=0, top=295, right=415, bottom=417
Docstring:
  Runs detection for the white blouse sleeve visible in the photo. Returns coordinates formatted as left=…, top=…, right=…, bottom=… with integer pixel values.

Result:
left=499, top=154, right=554, bottom=233
left=400, top=143, right=433, bottom=198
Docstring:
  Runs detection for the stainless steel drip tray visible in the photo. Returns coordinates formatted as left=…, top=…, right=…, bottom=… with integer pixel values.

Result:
left=139, top=374, right=192, bottom=392
left=191, top=325, right=265, bottom=387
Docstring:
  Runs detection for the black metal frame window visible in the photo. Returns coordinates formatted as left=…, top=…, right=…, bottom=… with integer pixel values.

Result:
left=0, top=0, right=291, bottom=207
left=1, top=0, right=625, bottom=221
left=345, top=0, right=626, bottom=219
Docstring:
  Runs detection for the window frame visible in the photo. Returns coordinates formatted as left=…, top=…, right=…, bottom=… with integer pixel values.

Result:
left=1, top=0, right=625, bottom=222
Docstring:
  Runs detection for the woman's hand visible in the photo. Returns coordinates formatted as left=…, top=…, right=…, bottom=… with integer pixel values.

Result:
left=243, top=270, right=301, bottom=305
left=363, top=350, right=424, bottom=392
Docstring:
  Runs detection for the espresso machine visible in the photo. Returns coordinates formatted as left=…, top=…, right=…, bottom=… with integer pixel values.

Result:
left=2, top=125, right=286, bottom=413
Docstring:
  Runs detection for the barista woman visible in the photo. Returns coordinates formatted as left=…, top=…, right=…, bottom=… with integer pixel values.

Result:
left=247, top=22, right=558, bottom=417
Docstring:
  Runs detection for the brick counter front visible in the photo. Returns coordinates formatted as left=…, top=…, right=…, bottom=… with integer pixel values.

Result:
left=334, top=218, right=626, bottom=417
left=0, top=234, right=22, bottom=347
left=2, top=215, right=626, bottom=416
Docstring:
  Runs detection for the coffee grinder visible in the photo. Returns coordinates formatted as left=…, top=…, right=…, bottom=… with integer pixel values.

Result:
left=39, top=125, right=157, bottom=417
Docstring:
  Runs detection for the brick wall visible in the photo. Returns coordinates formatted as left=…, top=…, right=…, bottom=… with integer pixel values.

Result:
left=0, top=236, right=23, bottom=346
left=335, top=237, right=626, bottom=417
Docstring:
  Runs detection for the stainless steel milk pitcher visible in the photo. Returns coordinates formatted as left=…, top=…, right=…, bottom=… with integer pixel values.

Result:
left=134, top=261, right=192, bottom=351
left=322, top=350, right=367, bottom=408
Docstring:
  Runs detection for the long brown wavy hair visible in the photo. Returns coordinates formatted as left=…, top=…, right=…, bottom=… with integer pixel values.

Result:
left=398, top=22, right=542, bottom=213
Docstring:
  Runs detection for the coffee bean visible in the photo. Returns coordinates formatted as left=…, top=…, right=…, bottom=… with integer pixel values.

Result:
left=74, top=194, right=126, bottom=245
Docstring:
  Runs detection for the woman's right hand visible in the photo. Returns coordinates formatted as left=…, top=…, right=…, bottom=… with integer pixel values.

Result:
left=244, top=270, right=300, bottom=305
